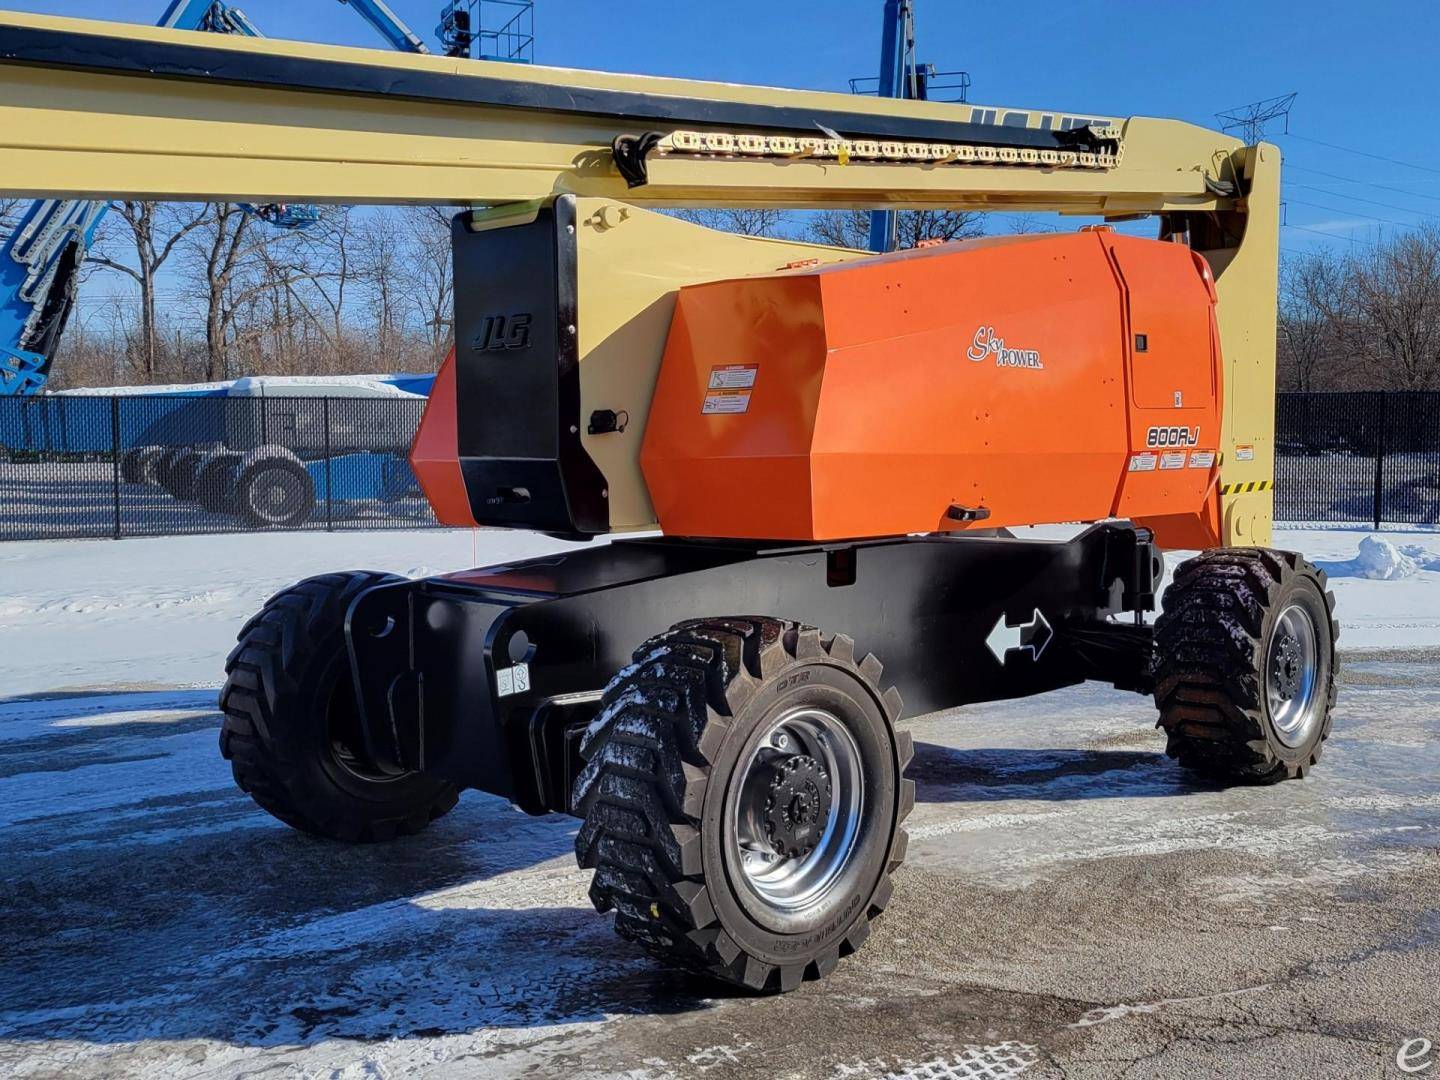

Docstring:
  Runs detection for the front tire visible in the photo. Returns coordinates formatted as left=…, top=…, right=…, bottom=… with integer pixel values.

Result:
left=1154, top=548, right=1338, bottom=783
left=219, top=571, right=459, bottom=841
left=574, top=617, right=913, bottom=992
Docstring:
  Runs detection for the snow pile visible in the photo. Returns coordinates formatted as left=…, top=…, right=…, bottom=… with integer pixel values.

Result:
left=1316, top=535, right=1440, bottom=580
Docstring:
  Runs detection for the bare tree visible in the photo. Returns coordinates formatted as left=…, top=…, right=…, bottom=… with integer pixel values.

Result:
left=190, top=205, right=334, bottom=380
left=0, top=197, right=24, bottom=236
left=669, top=208, right=793, bottom=238
left=90, top=202, right=206, bottom=379
left=401, top=206, right=455, bottom=363
left=1277, top=252, right=1344, bottom=391
left=356, top=209, right=410, bottom=366
left=805, top=208, right=984, bottom=249
left=1001, top=213, right=1060, bottom=236
left=295, top=205, right=361, bottom=363
left=1337, top=224, right=1440, bottom=390
left=178, top=204, right=280, bottom=382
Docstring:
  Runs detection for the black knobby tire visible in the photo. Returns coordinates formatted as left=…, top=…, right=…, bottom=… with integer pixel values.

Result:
left=196, top=452, right=243, bottom=515
left=132, top=445, right=166, bottom=485
left=168, top=450, right=209, bottom=501
left=1154, top=548, right=1338, bottom=783
left=573, top=617, right=913, bottom=992
left=120, top=448, right=143, bottom=485
left=235, top=448, right=315, bottom=529
left=219, top=571, right=459, bottom=841
left=151, top=446, right=189, bottom=492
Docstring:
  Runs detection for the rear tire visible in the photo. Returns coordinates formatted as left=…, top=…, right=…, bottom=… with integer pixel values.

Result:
left=234, top=447, right=315, bottom=529
left=574, top=617, right=913, bottom=992
left=1154, top=548, right=1338, bottom=783
left=219, top=571, right=459, bottom=841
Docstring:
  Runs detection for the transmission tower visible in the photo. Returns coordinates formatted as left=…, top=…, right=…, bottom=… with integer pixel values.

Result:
left=1215, top=92, right=1297, bottom=144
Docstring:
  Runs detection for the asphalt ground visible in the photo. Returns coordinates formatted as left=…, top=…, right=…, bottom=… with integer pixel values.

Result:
left=2, top=648, right=1437, bottom=1079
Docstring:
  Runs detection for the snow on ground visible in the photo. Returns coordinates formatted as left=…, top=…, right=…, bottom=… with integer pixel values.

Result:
left=0, top=528, right=599, bottom=698
left=1, top=525, right=1438, bottom=699
left=1274, top=523, right=1440, bottom=649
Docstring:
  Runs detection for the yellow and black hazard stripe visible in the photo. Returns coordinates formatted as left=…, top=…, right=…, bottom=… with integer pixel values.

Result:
left=1219, top=479, right=1274, bottom=496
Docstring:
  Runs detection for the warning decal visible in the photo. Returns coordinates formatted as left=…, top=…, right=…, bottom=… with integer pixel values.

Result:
left=1129, top=453, right=1158, bottom=473
left=1235, top=444, right=1256, bottom=461
left=708, top=364, right=759, bottom=390
left=1159, top=451, right=1186, bottom=470
left=703, top=390, right=752, bottom=415
left=1188, top=450, right=1216, bottom=469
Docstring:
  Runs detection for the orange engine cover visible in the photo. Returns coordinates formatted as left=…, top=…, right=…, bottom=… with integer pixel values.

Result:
left=640, top=231, right=1223, bottom=548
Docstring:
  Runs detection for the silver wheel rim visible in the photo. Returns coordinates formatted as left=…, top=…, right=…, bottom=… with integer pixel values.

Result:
left=728, top=705, right=863, bottom=914
left=1266, top=602, right=1321, bottom=748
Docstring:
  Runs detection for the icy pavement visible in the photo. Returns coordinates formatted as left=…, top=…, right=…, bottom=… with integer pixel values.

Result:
left=2, top=527, right=1439, bottom=1077
left=2, top=665, right=1438, bottom=1076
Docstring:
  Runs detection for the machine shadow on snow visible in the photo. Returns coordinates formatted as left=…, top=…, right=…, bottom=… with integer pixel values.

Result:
left=907, top=742, right=1207, bottom=803
left=0, top=690, right=733, bottom=1049
left=2, top=691, right=1205, bottom=1050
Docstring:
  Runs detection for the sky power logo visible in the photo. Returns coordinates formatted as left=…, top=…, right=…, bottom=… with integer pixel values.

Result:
left=968, top=326, right=1044, bottom=370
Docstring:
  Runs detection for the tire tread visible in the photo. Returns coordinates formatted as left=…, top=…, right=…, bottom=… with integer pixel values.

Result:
left=219, top=571, right=459, bottom=841
left=573, top=616, right=910, bottom=992
left=1153, top=548, right=1337, bottom=783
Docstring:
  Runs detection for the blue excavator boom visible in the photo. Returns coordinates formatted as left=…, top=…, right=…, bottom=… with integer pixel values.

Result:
left=0, top=0, right=432, bottom=396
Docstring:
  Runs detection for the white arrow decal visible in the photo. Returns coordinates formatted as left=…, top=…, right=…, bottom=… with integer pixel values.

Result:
left=985, top=609, right=1053, bottom=665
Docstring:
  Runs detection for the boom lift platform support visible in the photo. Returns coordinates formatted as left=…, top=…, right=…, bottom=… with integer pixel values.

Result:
left=0, top=12, right=1339, bottom=993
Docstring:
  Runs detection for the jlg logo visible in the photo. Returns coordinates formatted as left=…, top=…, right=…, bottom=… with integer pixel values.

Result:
left=472, top=313, right=533, bottom=352
left=1146, top=426, right=1200, bottom=447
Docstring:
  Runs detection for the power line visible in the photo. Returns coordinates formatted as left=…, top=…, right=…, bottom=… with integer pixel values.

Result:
left=1288, top=164, right=1440, bottom=188
left=1287, top=164, right=1440, bottom=207
left=1287, top=182, right=1434, bottom=220
left=1285, top=198, right=1413, bottom=229
left=1281, top=132, right=1440, bottom=177
left=1281, top=222, right=1378, bottom=247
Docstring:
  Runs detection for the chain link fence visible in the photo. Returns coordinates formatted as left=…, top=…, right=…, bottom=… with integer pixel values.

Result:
left=0, top=394, right=435, bottom=541
left=1, top=390, right=1436, bottom=542
left=1277, top=391, right=1440, bottom=528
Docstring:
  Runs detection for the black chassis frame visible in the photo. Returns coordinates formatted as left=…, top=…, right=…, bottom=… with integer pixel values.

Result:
left=344, top=523, right=1162, bottom=816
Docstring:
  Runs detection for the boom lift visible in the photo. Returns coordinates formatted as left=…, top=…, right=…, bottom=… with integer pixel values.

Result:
left=0, top=12, right=1339, bottom=993
left=0, top=0, right=433, bottom=396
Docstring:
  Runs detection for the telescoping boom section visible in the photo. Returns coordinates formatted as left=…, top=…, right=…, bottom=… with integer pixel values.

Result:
left=0, top=12, right=1334, bottom=999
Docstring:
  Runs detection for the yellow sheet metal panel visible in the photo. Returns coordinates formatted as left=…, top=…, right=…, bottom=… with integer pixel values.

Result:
left=571, top=200, right=861, bottom=530
left=1212, top=144, right=1280, bottom=548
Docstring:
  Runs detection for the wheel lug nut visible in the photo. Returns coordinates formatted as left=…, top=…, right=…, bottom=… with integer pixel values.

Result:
left=772, top=732, right=790, bottom=751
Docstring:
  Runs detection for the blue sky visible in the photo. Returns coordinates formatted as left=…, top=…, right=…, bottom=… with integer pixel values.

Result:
left=9, top=0, right=1440, bottom=253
